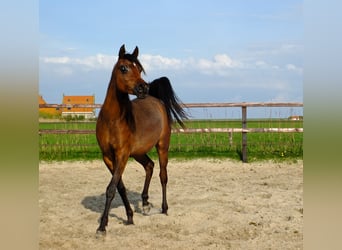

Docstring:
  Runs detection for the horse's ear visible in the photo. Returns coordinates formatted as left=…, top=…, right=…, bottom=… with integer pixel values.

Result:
left=119, top=44, right=126, bottom=58
left=133, top=46, right=139, bottom=58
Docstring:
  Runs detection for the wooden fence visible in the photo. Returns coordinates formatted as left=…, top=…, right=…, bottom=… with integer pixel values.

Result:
left=39, top=102, right=303, bottom=162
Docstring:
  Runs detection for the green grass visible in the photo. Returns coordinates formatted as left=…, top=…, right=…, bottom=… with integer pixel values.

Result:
left=39, top=119, right=303, bottom=162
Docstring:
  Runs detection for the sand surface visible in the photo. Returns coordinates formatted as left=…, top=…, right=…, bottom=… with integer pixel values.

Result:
left=39, top=159, right=303, bottom=249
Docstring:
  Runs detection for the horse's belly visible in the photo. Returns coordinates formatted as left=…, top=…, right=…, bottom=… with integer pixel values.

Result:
left=131, top=136, right=158, bottom=156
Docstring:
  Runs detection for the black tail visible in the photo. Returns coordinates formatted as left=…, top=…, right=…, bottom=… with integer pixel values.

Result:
left=149, top=77, right=188, bottom=128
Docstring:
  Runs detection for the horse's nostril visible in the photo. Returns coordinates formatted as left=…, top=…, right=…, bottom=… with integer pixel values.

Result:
left=134, top=83, right=148, bottom=98
left=136, top=85, right=143, bottom=94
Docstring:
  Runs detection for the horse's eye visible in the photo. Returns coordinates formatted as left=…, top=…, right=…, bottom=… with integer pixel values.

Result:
left=120, top=65, right=128, bottom=74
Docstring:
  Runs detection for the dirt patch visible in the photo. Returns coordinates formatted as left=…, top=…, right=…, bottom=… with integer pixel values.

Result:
left=39, top=159, right=303, bottom=249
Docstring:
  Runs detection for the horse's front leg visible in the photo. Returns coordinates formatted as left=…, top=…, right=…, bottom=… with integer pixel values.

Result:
left=117, top=178, right=134, bottom=224
left=97, top=175, right=118, bottom=234
left=97, top=155, right=129, bottom=234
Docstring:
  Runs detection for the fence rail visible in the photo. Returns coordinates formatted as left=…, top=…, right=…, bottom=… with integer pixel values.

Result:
left=39, top=102, right=303, bottom=162
left=39, top=127, right=303, bottom=135
left=40, top=102, right=303, bottom=109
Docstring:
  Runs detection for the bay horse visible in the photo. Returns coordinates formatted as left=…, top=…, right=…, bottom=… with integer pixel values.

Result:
left=95, top=44, right=187, bottom=234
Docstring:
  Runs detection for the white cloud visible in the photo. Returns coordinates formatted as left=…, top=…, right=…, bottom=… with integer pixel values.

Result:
left=254, top=60, right=281, bottom=70
left=197, top=54, right=243, bottom=73
left=255, top=60, right=267, bottom=67
left=140, top=54, right=183, bottom=71
left=41, top=54, right=115, bottom=71
left=41, top=53, right=244, bottom=76
left=286, top=63, right=302, bottom=74
left=141, top=53, right=243, bottom=77
left=43, top=56, right=71, bottom=64
left=40, top=52, right=301, bottom=78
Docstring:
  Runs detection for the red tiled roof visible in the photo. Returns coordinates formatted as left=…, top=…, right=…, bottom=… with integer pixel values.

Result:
left=62, top=95, right=95, bottom=113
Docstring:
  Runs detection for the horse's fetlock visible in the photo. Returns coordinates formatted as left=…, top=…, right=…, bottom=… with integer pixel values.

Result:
left=142, top=193, right=149, bottom=201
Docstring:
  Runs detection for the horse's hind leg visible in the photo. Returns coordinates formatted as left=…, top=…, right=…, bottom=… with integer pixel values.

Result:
left=134, top=154, right=154, bottom=212
left=156, top=146, right=169, bottom=214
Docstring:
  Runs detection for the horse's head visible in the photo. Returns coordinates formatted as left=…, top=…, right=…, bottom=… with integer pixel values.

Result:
left=114, top=44, right=149, bottom=98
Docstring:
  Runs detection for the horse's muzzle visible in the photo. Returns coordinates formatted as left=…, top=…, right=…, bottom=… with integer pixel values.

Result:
left=134, top=82, right=149, bottom=99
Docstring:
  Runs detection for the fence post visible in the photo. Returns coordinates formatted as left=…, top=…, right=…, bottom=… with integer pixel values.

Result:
left=242, top=105, right=248, bottom=163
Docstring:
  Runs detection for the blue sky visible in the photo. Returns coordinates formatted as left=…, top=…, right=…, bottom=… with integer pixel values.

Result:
left=39, top=0, right=302, bottom=117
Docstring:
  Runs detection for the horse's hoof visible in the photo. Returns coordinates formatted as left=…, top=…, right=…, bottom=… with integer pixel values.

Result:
left=142, top=204, right=152, bottom=215
left=125, top=220, right=134, bottom=225
left=96, top=228, right=106, bottom=237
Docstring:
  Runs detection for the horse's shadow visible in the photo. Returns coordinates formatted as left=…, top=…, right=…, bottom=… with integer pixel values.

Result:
left=81, top=189, right=147, bottom=223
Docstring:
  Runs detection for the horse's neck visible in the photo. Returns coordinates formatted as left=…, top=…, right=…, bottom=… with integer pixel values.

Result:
left=101, top=80, right=133, bottom=125
left=101, top=83, right=119, bottom=117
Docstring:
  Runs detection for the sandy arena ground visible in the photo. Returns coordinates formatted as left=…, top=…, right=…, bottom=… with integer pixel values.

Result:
left=39, top=159, right=303, bottom=249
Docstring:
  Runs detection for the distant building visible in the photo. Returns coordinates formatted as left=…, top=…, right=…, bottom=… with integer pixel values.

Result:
left=39, top=95, right=61, bottom=117
left=61, top=95, right=95, bottom=119
left=288, top=115, right=303, bottom=121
